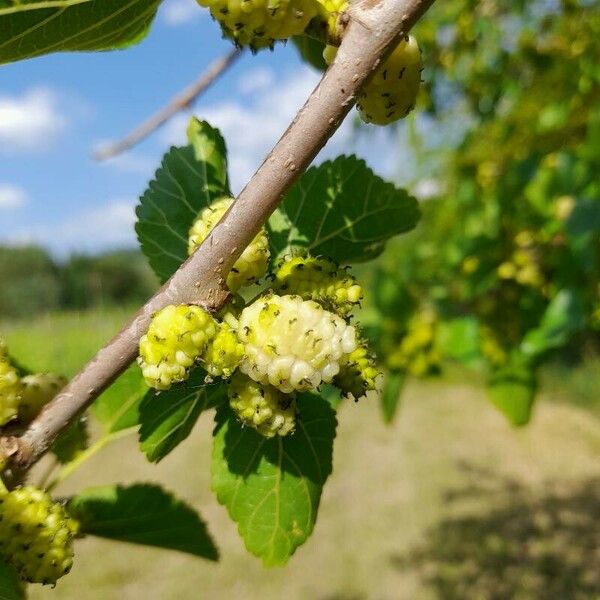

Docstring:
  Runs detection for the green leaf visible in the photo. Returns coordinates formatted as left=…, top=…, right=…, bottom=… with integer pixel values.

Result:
left=521, top=289, right=585, bottom=358
left=187, top=118, right=230, bottom=193
left=436, top=317, right=481, bottom=363
left=212, top=393, right=336, bottom=566
left=139, top=370, right=227, bottom=463
left=268, top=156, right=420, bottom=264
left=0, top=0, right=162, bottom=65
left=51, top=417, right=89, bottom=464
left=0, top=561, right=23, bottom=600
left=68, top=483, right=218, bottom=560
left=488, top=353, right=537, bottom=427
left=136, top=121, right=230, bottom=282
left=92, top=365, right=146, bottom=433
left=292, top=36, right=327, bottom=71
left=381, top=371, right=406, bottom=424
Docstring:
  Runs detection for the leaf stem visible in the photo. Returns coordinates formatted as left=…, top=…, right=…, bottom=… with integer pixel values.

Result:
left=46, top=428, right=135, bottom=493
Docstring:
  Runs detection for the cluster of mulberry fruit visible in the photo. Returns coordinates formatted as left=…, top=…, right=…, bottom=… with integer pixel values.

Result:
left=0, top=338, right=66, bottom=428
left=141, top=205, right=381, bottom=438
left=0, top=486, right=78, bottom=585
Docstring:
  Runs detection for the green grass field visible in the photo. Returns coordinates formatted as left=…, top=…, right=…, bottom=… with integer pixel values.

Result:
left=3, top=309, right=600, bottom=599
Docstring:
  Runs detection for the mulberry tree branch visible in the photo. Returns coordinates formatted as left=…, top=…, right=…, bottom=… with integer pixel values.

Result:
left=93, top=48, right=243, bottom=161
left=1, top=0, right=436, bottom=472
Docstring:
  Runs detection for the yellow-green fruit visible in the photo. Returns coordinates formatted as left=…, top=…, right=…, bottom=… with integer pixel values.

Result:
left=316, top=0, right=347, bottom=42
left=201, top=322, right=245, bottom=379
left=386, top=311, right=441, bottom=377
left=188, top=197, right=270, bottom=291
left=322, top=43, right=338, bottom=65
left=0, top=487, right=78, bottom=585
left=138, top=305, right=218, bottom=390
left=197, top=0, right=318, bottom=50
left=0, top=359, right=21, bottom=426
left=334, top=342, right=381, bottom=400
left=273, top=255, right=363, bottom=317
left=479, top=326, right=507, bottom=367
left=357, top=35, right=423, bottom=125
left=238, top=293, right=357, bottom=393
left=228, top=372, right=296, bottom=437
left=18, top=374, right=67, bottom=423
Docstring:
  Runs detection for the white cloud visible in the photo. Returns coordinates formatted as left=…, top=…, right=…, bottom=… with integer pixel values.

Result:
left=97, top=151, right=157, bottom=176
left=0, top=88, right=67, bottom=154
left=238, top=68, right=276, bottom=95
left=161, top=0, right=205, bottom=25
left=5, top=199, right=137, bottom=255
left=0, top=184, right=28, bottom=210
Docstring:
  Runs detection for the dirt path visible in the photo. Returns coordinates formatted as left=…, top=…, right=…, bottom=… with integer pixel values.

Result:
left=30, top=380, right=600, bottom=600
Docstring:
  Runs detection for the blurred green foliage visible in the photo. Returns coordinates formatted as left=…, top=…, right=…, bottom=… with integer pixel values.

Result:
left=0, top=246, right=157, bottom=317
left=366, top=0, right=600, bottom=425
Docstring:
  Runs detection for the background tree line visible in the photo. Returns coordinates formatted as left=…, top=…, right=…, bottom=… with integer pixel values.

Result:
left=0, top=246, right=157, bottom=318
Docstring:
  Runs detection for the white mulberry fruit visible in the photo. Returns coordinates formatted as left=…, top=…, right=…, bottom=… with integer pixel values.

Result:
left=201, top=322, right=245, bottom=379
left=0, top=486, right=78, bottom=585
left=188, top=197, right=270, bottom=291
left=18, top=374, right=67, bottom=424
left=334, top=342, right=381, bottom=400
left=273, top=255, right=363, bottom=317
left=357, top=35, right=422, bottom=125
left=197, top=0, right=318, bottom=50
left=0, top=358, right=21, bottom=427
left=237, top=293, right=357, bottom=393
left=228, top=372, right=296, bottom=437
left=138, top=304, right=218, bottom=390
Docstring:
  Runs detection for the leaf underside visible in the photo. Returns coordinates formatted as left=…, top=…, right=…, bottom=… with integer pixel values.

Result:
left=68, top=483, right=219, bottom=560
left=0, top=0, right=163, bottom=65
left=0, top=561, right=23, bottom=600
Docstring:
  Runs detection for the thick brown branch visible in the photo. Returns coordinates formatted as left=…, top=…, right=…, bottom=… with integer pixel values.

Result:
left=3, top=0, right=436, bottom=472
left=93, top=48, right=242, bottom=161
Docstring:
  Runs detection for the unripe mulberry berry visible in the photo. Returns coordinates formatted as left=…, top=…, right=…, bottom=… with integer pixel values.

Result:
left=273, top=255, right=363, bottom=317
left=228, top=372, right=296, bottom=437
left=197, top=0, right=318, bottom=51
left=18, top=374, right=67, bottom=424
left=0, top=359, right=21, bottom=426
left=0, top=486, right=78, bottom=585
left=316, top=0, right=348, bottom=43
left=334, top=342, right=381, bottom=400
left=188, top=197, right=270, bottom=291
left=138, top=305, right=218, bottom=390
left=386, top=311, right=441, bottom=377
left=201, top=322, right=245, bottom=379
left=216, top=293, right=246, bottom=329
left=356, top=35, right=423, bottom=125
left=238, top=293, right=357, bottom=393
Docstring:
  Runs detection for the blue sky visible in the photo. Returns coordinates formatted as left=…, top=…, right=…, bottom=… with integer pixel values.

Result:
left=0, top=0, right=412, bottom=257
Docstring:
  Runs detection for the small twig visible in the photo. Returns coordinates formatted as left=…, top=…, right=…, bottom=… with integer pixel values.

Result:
left=93, top=48, right=243, bottom=161
left=2, top=0, right=436, bottom=473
